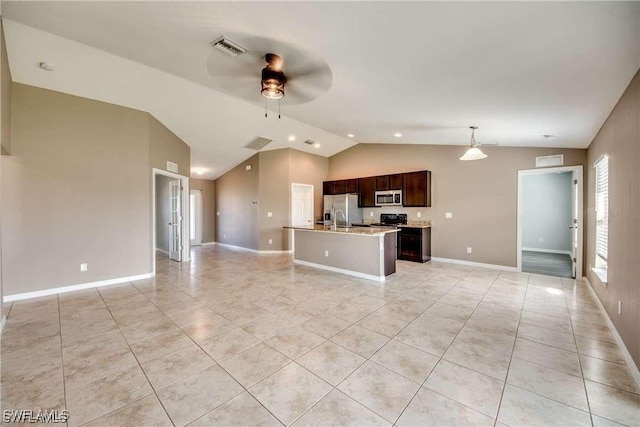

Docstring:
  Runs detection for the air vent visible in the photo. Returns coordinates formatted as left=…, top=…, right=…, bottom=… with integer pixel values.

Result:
left=166, top=161, right=178, bottom=173
left=536, top=154, right=564, bottom=168
left=304, top=139, right=316, bottom=146
left=210, top=36, right=247, bottom=57
left=245, top=136, right=273, bottom=151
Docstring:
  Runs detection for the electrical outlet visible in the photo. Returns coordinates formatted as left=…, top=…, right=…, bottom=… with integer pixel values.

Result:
left=417, top=212, right=422, bottom=218
left=445, top=212, right=453, bottom=219
left=370, top=212, right=374, bottom=217
left=80, top=263, right=88, bottom=272
left=268, top=239, right=273, bottom=245
left=618, top=301, right=622, bottom=315
left=324, top=250, right=329, bottom=257
left=267, top=212, right=273, bottom=217
left=467, top=247, right=472, bottom=254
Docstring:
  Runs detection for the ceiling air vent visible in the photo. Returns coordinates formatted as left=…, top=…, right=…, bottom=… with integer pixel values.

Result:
left=210, top=36, right=248, bottom=57
left=304, top=139, right=316, bottom=146
left=245, top=136, right=273, bottom=151
left=535, top=154, right=564, bottom=168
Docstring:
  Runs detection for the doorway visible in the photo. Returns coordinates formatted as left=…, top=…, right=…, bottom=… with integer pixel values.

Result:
left=152, top=168, right=190, bottom=272
left=190, top=190, right=202, bottom=246
left=290, top=183, right=314, bottom=250
left=517, top=166, right=583, bottom=279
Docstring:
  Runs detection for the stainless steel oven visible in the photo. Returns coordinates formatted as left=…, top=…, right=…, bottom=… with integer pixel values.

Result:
left=375, top=190, right=402, bottom=206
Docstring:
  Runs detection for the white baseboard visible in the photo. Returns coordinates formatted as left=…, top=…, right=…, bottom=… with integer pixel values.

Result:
left=522, top=247, right=572, bottom=256
left=3, top=272, right=154, bottom=302
left=430, top=257, right=518, bottom=272
left=155, top=248, right=169, bottom=255
left=201, top=242, right=216, bottom=246
left=294, top=259, right=385, bottom=282
left=583, top=277, right=640, bottom=390
left=214, top=242, right=292, bottom=254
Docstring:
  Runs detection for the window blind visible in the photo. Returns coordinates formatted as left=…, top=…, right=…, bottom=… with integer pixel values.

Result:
left=595, top=155, right=608, bottom=263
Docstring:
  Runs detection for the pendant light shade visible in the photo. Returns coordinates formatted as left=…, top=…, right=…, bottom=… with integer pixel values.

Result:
left=460, top=126, right=487, bottom=161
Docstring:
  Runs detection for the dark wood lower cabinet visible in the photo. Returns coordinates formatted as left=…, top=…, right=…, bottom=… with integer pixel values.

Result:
left=397, top=227, right=431, bottom=263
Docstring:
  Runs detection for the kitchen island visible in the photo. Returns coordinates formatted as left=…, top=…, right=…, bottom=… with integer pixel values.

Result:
left=285, top=225, right=398, bottom=282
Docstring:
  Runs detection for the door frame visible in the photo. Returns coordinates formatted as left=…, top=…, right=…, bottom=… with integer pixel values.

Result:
left=152, top=168, right=190, bottom=274
left=290, top=183, right=315, bottom=252
left=516, top=165, right=583, bottom=278
left=190, top=189, right=203, bottom=247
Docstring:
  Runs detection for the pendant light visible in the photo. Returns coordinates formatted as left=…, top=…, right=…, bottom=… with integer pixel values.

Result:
left=460, top=126, right=488, bottom=161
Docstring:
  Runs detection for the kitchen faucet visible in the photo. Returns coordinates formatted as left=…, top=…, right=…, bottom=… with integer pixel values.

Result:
left=333, top=209, right=346, bottom=228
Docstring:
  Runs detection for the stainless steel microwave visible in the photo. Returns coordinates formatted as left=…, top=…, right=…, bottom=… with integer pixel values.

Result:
left=375, top=190, right=402, bottom=206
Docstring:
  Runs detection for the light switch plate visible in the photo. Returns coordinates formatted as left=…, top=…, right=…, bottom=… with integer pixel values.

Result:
left=268, top=239, right=273, bottom=245
left=267, top=212, right=273, bottom=217
left=417, top=212, right=421, bottom=218
left=445, top=212, right=453, bottom=219
left=467, top=247, right=472, bottom=254
left=80, top=263, right=88, bottom=272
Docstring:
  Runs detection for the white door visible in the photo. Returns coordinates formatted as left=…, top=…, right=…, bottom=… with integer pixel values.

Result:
left=190, top=190, right=202, bottom=246
left=570, top=173, right=579, bottom=278
left=169, top=180, right=182, bottom=261
left=292, top=184, right=314, bottom=227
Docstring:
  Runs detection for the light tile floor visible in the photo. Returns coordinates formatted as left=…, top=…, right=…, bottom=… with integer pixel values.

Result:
left=1, top=246, right=639, bottom=426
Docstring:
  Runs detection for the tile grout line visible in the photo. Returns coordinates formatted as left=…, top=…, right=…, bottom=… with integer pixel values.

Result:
left=563, top=278, right=595, bottom=427
left=394, top=270, right=508, bottom=425
left=56, top=294, right=69, bottom=422
left=493, top=274, right=532, bottom=426
left=92, top=285, right=177, bottom=427
left=131, top=277, right=287, bottom=427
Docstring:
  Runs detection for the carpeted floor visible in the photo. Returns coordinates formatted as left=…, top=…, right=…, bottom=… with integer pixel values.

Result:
left=522, top=250, right=574, bottom=278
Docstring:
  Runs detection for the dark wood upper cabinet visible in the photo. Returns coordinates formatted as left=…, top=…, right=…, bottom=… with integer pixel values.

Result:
left=358, top=177, right=376, bottom=207
left=345, top=179, right=358, bottom=194
left=333, top=180, right=346, bottom=195
left=322, top=181, right=335, bottom=195
left=375, top=176, right=390, bottom=191
left=403, top=171, right=432, bottom=207
left=389, top=174, right=403, bottom=190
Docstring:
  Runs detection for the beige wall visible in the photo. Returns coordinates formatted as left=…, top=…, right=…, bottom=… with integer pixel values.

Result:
left=215, top=148, right=328, bottom=251
left=155, top=175, right=171, bottom=252
left=258, top=149, right=290, bottom=251
left=0, top=18, right=10, bottom=320
left=190, top=178, right=216, bottom=243
left=290, top=148, right=329, bottom=223
left=586, top=69, right=640, bottom=369
left=2, top=83, right=189, bottom=296
left=1, top=19, right=10, bottom=156
left=149, top=116, right=190, bottom=175
left=215, top=154, right=260, bottom=250
left=329, top=144, right=587, bottom=267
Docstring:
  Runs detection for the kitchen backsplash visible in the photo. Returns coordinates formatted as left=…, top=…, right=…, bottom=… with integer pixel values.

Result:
left=362, top=206, right=433, bottom=222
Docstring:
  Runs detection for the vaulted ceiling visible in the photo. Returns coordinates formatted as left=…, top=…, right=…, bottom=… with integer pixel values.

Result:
left=3, top=1, right=639, bottom=179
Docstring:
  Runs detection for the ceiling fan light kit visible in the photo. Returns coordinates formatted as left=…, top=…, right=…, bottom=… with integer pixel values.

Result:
left=261, top=53, right=286, bottom=100
left=460, top=126, right=488, bottom=161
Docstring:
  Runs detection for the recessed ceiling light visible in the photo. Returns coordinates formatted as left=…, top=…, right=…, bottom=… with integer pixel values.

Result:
left=347, top=133, right=355, bottom=138
left=542, top=134, right=556, bottom=139
left=394, top=132, right=402, bottom=138
left=194, top=168, right=205, bottom=175
left=39, top=61, right=55, bottom=71
left=313, top=143, right=321, bottom=149
left=288, top=135, right=296, bottom=141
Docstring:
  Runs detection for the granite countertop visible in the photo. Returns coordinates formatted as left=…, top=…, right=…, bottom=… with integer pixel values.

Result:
left=284, top=225, right=399, bottom=236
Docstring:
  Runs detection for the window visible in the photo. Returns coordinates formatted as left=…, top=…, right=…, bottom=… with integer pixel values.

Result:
left=594, top=155, right=608, bottom=279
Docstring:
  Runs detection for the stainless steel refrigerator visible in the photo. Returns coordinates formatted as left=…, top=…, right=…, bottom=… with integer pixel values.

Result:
left=323, top=194, right=363, bottom=227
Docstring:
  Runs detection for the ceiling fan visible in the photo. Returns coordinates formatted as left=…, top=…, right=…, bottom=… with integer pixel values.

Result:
left=460, top=126, right=498, bottom=161
left=206, top=36, right=333, bottom=115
